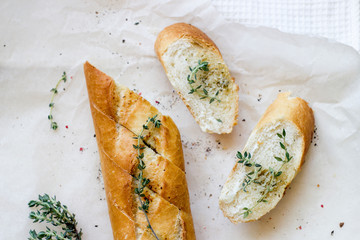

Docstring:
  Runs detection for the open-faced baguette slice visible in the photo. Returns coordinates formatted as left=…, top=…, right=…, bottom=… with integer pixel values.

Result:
left=219, top=92, right=314, bottom=223
left=155, top=23, right=239, bottom=134
left=84, top=62, right=196, bottom=239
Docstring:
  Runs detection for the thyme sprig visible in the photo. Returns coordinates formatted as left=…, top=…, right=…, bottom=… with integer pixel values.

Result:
left=187, top=60, right=221, bottom=104
left=237, top=151, right=262, bottom=193
left=133, top=115, right=161, bottom=240
left=28, top=194, right=82, bottom=240
left=48, top=72, right=67, bottom=130
left=238, top=129, right=293, bottom=218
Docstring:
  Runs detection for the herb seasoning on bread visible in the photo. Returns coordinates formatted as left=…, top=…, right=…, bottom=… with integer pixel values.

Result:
left=84, top=62, right=196, bottom=239
left=155, top=23, right=239, bottom=134
left=219, top=92, right=314, bottom=223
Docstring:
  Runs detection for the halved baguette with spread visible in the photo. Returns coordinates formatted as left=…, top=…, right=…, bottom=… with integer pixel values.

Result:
left=155, top=23, right=239, bottom=134
left=219, top=92, right=314, bottom=223
left=84, top=62, right=196, bottom=239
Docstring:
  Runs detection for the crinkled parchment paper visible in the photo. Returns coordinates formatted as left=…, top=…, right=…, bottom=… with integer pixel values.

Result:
left=0, top=0, right=359, bottom=239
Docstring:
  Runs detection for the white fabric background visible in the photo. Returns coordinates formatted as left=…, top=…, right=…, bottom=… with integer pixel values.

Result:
left=211, top=0, right=360, bottom=51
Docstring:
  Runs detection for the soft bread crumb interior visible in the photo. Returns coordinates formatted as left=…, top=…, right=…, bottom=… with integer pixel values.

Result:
left=219, top=120, right=303, bottom=222
left=162, top=39, right=238, bottom=133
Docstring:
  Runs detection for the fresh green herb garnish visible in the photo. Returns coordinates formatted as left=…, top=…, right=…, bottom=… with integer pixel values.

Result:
left=237, top=151, right=262, bottom=193
left=187, top=60, right=221, bottom=104
left=28, top=194, right=82, bottom=240
left=216, top=119, right=223, bottom=123
left=133, top=115, right=161, bottom=240
left=238, top=129, right=293, bottom=218
left=48, top=72, right=67, bottom=130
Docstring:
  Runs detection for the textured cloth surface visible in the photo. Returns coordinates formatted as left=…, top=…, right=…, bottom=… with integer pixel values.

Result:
left=211, top=0, right=360, bottom=51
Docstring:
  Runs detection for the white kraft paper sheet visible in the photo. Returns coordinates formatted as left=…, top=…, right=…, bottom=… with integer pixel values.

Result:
left=0, top=0, right=359, bottom=239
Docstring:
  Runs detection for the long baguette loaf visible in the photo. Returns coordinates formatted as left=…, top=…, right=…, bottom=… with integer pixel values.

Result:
left=155, top=23, right=239, bottom=134
left=219, top=92, right=314, bottom=223
left=84, top=62, right=196, bottom=239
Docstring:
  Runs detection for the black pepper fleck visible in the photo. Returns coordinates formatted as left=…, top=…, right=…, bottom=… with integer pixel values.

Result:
left=331, top=230, right=334, bottom=236
left=95, top=225, right=98, bottom=227
left=134, top=22, right=139, bottom=25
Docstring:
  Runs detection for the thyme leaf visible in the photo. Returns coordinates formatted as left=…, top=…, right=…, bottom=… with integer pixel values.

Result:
left=237, top=129, right=293, bottom=218
left=133, top=115, right=161, bottom=240
left=187, top=60, right=221, bottom=104
left=28, top=194, right=82, bottom=240
left=48, top=72, right=67, bottom=130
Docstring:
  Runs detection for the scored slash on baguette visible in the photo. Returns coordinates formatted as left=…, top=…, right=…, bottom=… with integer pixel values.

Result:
left=155, top=23, right=239, bottom=134
left=219, top=92, right=315, bottom=223
left=84, top=62, right=196, bottom=239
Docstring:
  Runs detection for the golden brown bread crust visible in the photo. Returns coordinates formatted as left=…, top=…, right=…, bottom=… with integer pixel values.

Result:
left=155, top=23, right=221, bottom=60
left=84, top=61, right=195, bottom=239
left=255, top=92, right=314, bottom=169
left=111, top=84, right=185, bottom=171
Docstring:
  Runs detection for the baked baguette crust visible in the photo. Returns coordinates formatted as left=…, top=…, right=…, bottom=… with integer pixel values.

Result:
left=155, top=23, right=221, bottom=62
left=84, top=61, right=195, bottom=239
left=255, top=92, right=314, bottom=163
left=155, top=23, right=239, bottom=134
left=219, top=92, right=314, bottom=223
